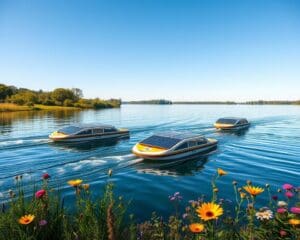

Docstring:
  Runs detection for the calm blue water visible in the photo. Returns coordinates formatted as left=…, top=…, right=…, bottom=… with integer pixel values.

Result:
left=0, top=105, right=299, bottom=220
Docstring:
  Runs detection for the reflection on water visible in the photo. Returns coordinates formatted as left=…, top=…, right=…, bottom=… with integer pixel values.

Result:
left=50, top=137, right=129, bottom=152
left=217, top=128, right=249, bottom=136
left=135, top=156, right=209, bottom=176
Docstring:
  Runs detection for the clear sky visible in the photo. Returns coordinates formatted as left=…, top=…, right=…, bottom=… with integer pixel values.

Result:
left=0, top=0, right=300, bottom=101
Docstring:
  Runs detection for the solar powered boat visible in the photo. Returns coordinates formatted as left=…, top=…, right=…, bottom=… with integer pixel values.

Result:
left=132, top=132, right=217, bottom=161
left=214, top=117, right=250, bottom=131
left=49, top=123, right=129, bottom=142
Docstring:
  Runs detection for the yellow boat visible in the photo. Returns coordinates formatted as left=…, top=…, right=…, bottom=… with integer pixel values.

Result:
left=214, top=117, right=250, bottom=131
left=132, top=132, right=217, bottom=161
left=49, top=123, right=129, bottom=142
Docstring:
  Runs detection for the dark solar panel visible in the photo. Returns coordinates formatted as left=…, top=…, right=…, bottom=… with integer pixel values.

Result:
left=216, top=118, right=238, bottom=124
left=140, top=135, right=182, bottom=149
left=58, top=126, right=82, bottom=135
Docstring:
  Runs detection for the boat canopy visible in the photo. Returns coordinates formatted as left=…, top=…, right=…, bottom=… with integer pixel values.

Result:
left=140, top=132, right=204, bottom=149
left=57, top=124, right=116, bottom=135
left=216, top=118, right=240, bottom=124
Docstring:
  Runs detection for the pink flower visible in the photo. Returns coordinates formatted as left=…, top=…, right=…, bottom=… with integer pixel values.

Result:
left=279, top=230, right=287, bottom=237
left=282, top=184, right=293, bottom=190
left=39, top=219, right=47, bottom=226
left=290, top=207, right=300, bottom=214
left=285, top=191, right=294, bottom=198
left=277, top=208, right=287, bottom=214
left=35, top=189, right=46, bottom=199
left=42, top=173, right=50, bottom=180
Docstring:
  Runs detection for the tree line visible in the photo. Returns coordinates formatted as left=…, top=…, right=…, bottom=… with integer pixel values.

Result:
left=0, top=84, right=121, bottom=109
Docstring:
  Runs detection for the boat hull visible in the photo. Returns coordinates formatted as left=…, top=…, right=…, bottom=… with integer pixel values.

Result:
left=49, top=131, right=129, bottom=142
left=215, top=123, right=250, bottom=131
left=132, top=141, right=217, bottom=161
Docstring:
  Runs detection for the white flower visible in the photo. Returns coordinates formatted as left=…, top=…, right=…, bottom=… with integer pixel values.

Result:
left=256, top=210, right=273, bottom=220
left=277, top=201, right=288, bottom=208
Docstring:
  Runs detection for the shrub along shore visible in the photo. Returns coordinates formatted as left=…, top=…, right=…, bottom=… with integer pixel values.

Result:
left=0, top=169, right=299, bottom=240
left=0, top=84, right=121, bottom=112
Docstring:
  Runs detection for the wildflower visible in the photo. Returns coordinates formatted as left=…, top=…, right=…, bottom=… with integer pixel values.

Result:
left=67, top=179, right=83, bottom=187
left=42, top=173, right=50, bottom=180
left=108, top=169, right=113, bottom=177
left=82, top=184, right=90, bottom=191
left=272, top=195, right=278, bottom=201
left=265, top=183, right=270, bottom=188
left=182, top=213, right=188, bottom=219
left=213, top=188, right=218, bottom=193
left=39, top=219, right=47, bottom=226
left=246, top=180, right=252, bottom=185
left=217, top=168, right=227, bottom=176
left=196, top=202, right=223, bottom=221
left=8, top=189, right=14, bottom=198
left=277, top=201, right=288, bottom=207
left=18, top=214, right=35, bottom=225
left=276, top=208, right=287, bottom=214
left=289, top=219, right=300, bottom=225
left=189, top=223, right=204, bottom=233
left=232, top=181, right=237, bottom=185
left=285, top=191, right=294, bottom=198
left=169, top=192, right=182, bottom=202
left=277, top=189, right=282, bottom=193
left=279, top=230, right=287, bottom=237
left=290, top=207, right=300, bottom=214
left=255, top=209, right=273, bottom=220
left=240, top=192, right=246, bottom=199
left=243, top=185, right=264, bottom=196
left=282, top=183, right=293, bottom=191
left=35, top=189, right=46, bottom=199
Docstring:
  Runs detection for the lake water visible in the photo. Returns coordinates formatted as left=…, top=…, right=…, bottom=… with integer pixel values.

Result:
left=0, top=105, right=299, bottom=220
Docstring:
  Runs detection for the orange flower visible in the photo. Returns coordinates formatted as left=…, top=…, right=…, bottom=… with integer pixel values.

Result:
left=196, top=202, right=223, bottom=221
left=243, top=185, right=264, bottom=196
left=68, top=179, right=83, bottom=187
left=217, top=168, right=227, bottom=176
left=289, top=219, right=300, bottom=226
left=18, top=214, right=35, bottom=225
left=189, top=223, right=204, bottom=233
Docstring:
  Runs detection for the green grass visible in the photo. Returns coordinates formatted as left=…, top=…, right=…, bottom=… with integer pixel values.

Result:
left=0, top=169, right=299, bottom=240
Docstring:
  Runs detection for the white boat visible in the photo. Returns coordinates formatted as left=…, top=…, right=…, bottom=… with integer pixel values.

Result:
left=49, top=124, right=129, bottom=142
left=132, top=132, right=217, bottom=161
left=214, top=117, right=250, bottom=131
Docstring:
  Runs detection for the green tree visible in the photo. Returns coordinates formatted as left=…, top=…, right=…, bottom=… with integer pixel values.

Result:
left=0, top=84, right=14, bottom=102
left=51, top=88, right=76, bottom=105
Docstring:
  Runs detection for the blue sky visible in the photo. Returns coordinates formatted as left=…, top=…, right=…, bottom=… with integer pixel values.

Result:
left=0, top=0, right=299, bottom=101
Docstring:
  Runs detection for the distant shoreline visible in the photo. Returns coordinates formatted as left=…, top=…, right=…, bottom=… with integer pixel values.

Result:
left=123, top=100, right=300, bottom=105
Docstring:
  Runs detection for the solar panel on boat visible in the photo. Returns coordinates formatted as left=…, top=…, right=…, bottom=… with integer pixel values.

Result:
left=58, top=126, right=82, bottom=134
left=140, top=135, right=182, bottom=149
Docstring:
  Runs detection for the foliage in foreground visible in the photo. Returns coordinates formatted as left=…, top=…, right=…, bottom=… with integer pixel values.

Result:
left=0, top=169, right=299, bottom=240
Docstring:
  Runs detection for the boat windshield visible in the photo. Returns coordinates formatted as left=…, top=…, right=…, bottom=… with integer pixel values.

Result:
left=216, top=118, right=238, bottom=124
left=58, top=126, right=82, bottom=135
left=140, top=135, right=181, bottom=149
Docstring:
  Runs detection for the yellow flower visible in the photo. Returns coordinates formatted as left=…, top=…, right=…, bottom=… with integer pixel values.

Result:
left=67, top=179, right=83, bottom=187
left=289, top=219, right=300, bottom=225
left=82, top=184, right=90, bottom=191
left=196, top=202, right=223, bottom=221
left=189, top=223, right=205, bottom=233
left=18, top=214, right=35, bottom=225
left=243, top=185, right=264, bottom=196
left=240, top=192, right=246, bottom=199
left=217, top=168, right=227, bottom=176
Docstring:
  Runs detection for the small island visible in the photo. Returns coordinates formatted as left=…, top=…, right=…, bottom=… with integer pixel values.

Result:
left=0, top=84, right=121, bottom=112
